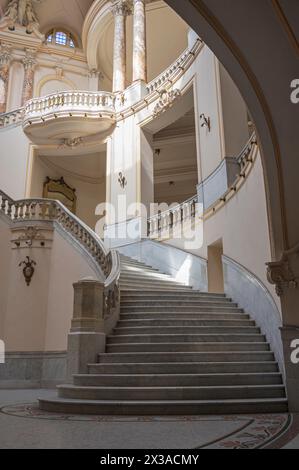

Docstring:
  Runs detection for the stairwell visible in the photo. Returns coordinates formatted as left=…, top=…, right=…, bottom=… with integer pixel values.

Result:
left=39, top=254, right=288, bottom=415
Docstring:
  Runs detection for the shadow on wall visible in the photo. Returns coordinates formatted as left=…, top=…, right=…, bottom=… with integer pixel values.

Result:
left=223, top=255, right=284, bottom=376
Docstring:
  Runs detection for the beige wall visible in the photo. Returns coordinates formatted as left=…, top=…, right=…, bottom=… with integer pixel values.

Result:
left=0, top=220, right=102, bottom=352
left=166, top=152, right=279, bottom=309
left=0, top=125, right=29, bottom=200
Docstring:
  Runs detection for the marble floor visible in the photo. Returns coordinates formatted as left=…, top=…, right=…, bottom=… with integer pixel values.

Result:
left=0, top=389, right=297, bottom=449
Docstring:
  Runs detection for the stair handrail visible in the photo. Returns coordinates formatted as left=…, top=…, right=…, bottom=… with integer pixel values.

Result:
left=0, top=192, right=121, bottom=315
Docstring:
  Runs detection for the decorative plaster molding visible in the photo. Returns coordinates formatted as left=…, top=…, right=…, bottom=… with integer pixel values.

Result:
left=110, top=0, right=133, bottom=17
left=153, top=89, right=181, bottom=117
left=266, top=244, right=299, bottom=297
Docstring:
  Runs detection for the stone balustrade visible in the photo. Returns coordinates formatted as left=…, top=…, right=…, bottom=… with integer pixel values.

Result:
left=146, top=38, right=203, bottom=94
left=0, top=108, right=24, bottom=129
left=24, top=90, right=116, bottom=118
left=148, top=195, right=198, bottom=239
left=148, top=133, right=258, bottom=240
left=0, top=191, right=120, bottom=315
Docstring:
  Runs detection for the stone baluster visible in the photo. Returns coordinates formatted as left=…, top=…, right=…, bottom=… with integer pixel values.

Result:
left=0, top=44, right=12, bottom=113
left=111, top=0, right=132, bottom=93
left=22, top=49, right=37, bottom=106
left=132, top=0, right=147, bottom=83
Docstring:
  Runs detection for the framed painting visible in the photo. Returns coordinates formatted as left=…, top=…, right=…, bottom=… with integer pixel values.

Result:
left=43, top=177, right=77, bottom=214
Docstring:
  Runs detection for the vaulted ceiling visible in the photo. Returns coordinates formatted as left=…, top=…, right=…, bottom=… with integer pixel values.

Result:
left=0, top=0, right=94, bottom=42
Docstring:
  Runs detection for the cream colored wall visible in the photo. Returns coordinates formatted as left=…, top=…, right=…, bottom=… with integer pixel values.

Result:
left=0, top=221, right=102, bottom=352
left=218, top=63, right=249, bottom=157
left=7, top=62, right=24, bottom=112
left=194, top=47, right=223, bottom=180
left=0, top=218, right=11, bottom=341
left=0, top=125, right=30, bottom=199
left=44, top=230, right=103, bottom=351
left=166, top=152, right=279, bottom=309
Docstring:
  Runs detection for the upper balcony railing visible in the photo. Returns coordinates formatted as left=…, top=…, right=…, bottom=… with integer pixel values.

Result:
left=147, top=133, right=258, bottom=239
left=24, top=91, right=116, bottom=119
left=146, top=38, right=203, bottom=94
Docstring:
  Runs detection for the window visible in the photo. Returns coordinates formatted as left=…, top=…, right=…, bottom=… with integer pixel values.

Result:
left=46, top=29, right=77, bottom=48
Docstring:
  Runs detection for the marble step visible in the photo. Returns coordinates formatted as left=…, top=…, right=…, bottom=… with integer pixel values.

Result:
left=107, top=333, right=266, bottom=344
left=88, top=361, right=279, bottom=375
left=119, top=312, right=249, bottom=320
left=57, top=384, right=286, bottom=401
left=97, top=351, right=275, bottom=363
left=120, top=299, right=234, bottom=307
left=106, top=342, right=270, bottom=353
left=116, top=319, right=254, bottom=327
left=120, top=306, right=244, bottom=313
left=113, top=325, right=261, bottom=335
left=39, top=397, right=289, bottom=415
left=73, top=372, right=283, bottom=387
left=120, top=293, right=228, bottom=301
left=119, top=284, right=194, bottom=292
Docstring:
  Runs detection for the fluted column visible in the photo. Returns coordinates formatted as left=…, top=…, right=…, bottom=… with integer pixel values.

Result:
left=22, top=49, right=37, bottom=105
left=132, top=0, right=147, bottom=83
left=0, top=44, right=12, bottom=114
left=111, top=0, right=132, bottom=93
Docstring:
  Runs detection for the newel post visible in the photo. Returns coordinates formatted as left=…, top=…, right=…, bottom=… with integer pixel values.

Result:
left=66, top=278, right=107, bottom=383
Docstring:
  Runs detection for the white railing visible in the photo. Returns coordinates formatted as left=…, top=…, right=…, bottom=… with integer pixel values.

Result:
left=148, top=195, right=198, bottom=238
left=146, top=38, right=203, bottom=94
left=0, top=190, right=120, bottom=316
left=147, top=133, right=257, bottom=238
left=24, top=91, right=116, bottom=119
left=0, top=108, right=24, bottom=129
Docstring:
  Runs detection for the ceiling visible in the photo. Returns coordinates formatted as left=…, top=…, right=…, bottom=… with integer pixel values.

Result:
left=0, top=0, right=94, bottom=43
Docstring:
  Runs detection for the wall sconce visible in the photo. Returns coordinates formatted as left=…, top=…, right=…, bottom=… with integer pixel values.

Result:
left=118, top=172, right=127, bottom=189
left=200, top=113, right=211, bottom=132
left=19, top=256, right=36, bottom=287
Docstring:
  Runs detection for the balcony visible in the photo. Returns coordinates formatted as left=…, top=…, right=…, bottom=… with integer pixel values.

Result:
left=23, top=91, right=116, bottom=146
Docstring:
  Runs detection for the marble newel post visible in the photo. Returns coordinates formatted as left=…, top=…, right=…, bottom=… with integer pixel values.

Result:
left=111, top=0, right=132, bottom=93
left=132, top=0, right=147, bottom=83
left=0, top=44, right=12, bottom=113
left=22, top=49, right=37, bottom=105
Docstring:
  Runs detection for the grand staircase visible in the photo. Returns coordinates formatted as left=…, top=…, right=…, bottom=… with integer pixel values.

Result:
left=39, top=255, right=288, bottom=415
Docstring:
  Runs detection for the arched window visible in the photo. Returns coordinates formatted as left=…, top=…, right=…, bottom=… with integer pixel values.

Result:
left=46, top=29, right=77, bottom=48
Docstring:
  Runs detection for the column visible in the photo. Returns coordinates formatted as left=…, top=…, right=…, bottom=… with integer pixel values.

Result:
left=132, top=0, right=147, bottom=83
left=22, top=49, right=37, bottom=105
left=0, top=44, right=12, bottom=114
left=88, top=69, right=104, bottom=91
left=267, top=253, right=299, bottom=411
left=111, top=0, right=132, bottom=93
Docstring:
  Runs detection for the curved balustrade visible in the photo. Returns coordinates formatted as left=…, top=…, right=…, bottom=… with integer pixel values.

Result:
left=148, top=133, right=258, bottom=239
left=24, top=91, right=116, bottom=118
left=0, top=191, right=120, bottom=316
left=0, top=108, right=24, bottom=129
left=23, top=91, right=117, bottom=145
left=148, top=195, right=199, bottom=239
left=146, top=38, right=203, bottom=94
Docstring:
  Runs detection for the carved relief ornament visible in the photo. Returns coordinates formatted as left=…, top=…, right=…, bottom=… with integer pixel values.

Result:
left=111, top=0, right=132, bottom=16
left=153, top=89, right=181, bottom=117
left=266, top=246, right=299, bottom=297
